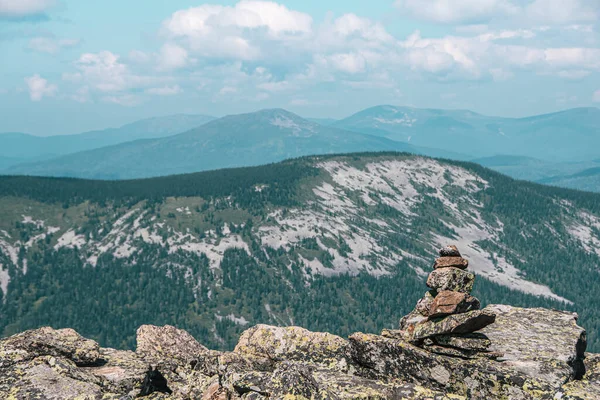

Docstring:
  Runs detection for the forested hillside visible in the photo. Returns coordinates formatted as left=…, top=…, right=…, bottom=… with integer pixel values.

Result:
left=1, top=153, right=600, bottom=351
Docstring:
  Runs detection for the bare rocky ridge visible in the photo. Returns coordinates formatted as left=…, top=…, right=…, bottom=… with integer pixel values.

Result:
left=0, top=246, right=595, bottom=399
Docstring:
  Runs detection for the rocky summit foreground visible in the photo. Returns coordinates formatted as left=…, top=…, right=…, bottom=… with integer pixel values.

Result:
left=0, top=247, right=596, bottom=399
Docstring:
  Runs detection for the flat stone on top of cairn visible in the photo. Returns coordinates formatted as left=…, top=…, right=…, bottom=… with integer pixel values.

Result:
left=439, top=245, right=461, bottom=257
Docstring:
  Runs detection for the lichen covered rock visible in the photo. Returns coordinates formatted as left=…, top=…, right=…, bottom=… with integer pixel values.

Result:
left=478, top=305, right=587, bottom=384
left=0, top=326, right=100, bottom=368
left=426, top=267, right=475, bottom=293
left=0, top=304, right=595, bottom=399
left=409, top=309, right=496, bottom=342
left=234, top=324, right=353, bottom=372
left=430, top=333, right=491, bottom=352
left=136, top=324, right=209, bottom=364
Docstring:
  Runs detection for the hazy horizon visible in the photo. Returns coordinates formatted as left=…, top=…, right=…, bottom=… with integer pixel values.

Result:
left=1, top=104, right=599, bottom=137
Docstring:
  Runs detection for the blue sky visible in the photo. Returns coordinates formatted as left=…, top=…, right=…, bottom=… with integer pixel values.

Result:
left=1, top=0, right=599, bottom=136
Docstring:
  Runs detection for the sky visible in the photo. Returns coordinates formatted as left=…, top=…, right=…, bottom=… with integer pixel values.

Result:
left=0, top=0, right=599, bottom=136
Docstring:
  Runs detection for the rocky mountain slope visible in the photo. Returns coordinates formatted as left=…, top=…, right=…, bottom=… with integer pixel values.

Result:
left=0, top=114, right=215, bottom=169
left=333, top=106, right=600, bottom=162
left=3, top=110, right=465, bottom=180
left=1, top=153, right=600, bottom=353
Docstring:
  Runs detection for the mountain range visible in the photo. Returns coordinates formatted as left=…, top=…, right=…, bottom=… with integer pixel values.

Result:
left=1, top=153, right=600, bottom=352
left=333, top=106, right=600, bottom=162
left=0, top=114, right=215, bottom=168
left=3, top=109, right=461, bottom=180
left=1, top=106, right=599, bottom=192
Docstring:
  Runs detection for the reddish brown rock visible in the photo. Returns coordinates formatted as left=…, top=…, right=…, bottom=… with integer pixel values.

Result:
left=433, top=257, right=469, bottom=270
left=429, top=291, right=480, bottom=318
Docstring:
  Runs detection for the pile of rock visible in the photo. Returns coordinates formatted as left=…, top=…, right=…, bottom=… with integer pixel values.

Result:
left=395, top=245, right=498, bottom=358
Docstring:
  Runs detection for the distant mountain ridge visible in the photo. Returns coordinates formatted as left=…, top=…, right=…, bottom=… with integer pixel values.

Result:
left=538, top=166, right=600, bottom=192
left=333, top=106, right=600, bottom=162
left=4, top=109, right=466, bottom=180
left=0, top=114, right=215, bottom=167
left=470, top=155, right=600, bottom=192
left=3, top=105, right=600, bottom=192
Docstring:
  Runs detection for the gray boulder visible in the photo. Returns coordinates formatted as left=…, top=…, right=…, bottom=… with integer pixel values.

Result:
left=427, top=267, right=475, bottom=293
left=409, top=309, right=496, bottom=342
left=136, top=324, right=209, bottom=364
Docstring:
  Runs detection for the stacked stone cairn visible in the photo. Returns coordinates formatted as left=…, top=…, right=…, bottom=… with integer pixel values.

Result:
left=393, top=245, right=499, bottom=359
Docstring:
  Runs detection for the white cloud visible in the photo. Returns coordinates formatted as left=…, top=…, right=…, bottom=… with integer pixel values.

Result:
left=146, top=85, right=182, bottom=96
left=331, top=13, right=393, bottom=44
left=401, top=31, right=480, bottom=77
left=327, top=53, right=367, bottom=74
left=61, top=51, right=172, bottom=105
left=543, top=48, right=600, bottom=69
left=314, top=14, right=394, bottom=55
left=71, top=51, right=160, bottom=93
left=495, top=46, right=600, bottom=71
left=394, top=0, right=600, bottom=25
left=0, top=0, right=54, bottom=17
left=28, top=37, right=80, bottom=54
left=158, top=43, right=189, bottom=71
left=24, top=74, right=57, bottom=101
left=593, top=89, right=600, bottom=102
left=526, top=0, right=600, bottom=25
left=165, top=1, right=312, bottom=37
left=74, top=51, right=129, bottom=92
left=162, top=1, right=312, bottom=60
left=395, top=0, right=517, bottom=24
left=395, top=28, right=600, bottom=81
left=477, top=29, right=536, bottom=42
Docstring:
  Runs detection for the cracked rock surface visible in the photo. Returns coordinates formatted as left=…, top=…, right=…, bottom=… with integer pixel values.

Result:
left=0, top=305, right=593, bottom=400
